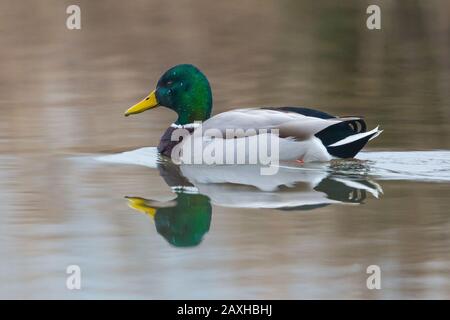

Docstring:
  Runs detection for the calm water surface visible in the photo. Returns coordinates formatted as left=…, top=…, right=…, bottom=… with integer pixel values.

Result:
left=0, top=0, right=449, bottom=299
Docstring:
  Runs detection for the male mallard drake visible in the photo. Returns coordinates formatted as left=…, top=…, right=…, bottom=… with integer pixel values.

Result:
left=125, top=64, right=382, bottom=162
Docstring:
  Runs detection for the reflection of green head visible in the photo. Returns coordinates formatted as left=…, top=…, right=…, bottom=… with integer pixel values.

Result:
left=126, top=193, right=211, bottom=248
left=155, top=193, right=211, bottom=247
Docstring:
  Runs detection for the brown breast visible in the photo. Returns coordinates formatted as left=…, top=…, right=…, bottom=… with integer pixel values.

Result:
left=157, top=126, right=195, bottom=157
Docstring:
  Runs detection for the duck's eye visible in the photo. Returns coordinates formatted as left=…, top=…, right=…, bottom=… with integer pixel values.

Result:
left=167, top=89, right=173, bottom=95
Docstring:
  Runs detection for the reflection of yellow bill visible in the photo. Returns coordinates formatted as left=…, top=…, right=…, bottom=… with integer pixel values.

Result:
left=124, top=90, right=158, bottom=116
left=125, top=197, right=156, bottom=218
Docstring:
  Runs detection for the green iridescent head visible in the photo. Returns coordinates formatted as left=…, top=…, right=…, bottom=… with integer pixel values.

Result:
left=125, top=64, right=212, bottom=125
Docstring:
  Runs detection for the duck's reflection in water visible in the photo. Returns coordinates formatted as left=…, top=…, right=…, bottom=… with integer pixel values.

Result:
left=126, top=160, right=383, bottom=247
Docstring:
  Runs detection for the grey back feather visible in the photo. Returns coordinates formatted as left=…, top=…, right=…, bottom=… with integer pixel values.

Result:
left=199, top=109, right=359, bottom=141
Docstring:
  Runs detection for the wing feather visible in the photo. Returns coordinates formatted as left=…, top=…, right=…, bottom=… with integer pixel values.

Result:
left=200, top=108, right=360, bottom=141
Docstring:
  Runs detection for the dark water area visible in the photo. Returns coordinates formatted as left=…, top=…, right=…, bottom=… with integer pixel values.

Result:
left=0, top=0, right=449, bottom=298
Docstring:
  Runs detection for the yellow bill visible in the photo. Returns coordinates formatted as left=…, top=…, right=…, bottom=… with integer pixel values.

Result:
left=125, top=196, right=156, bottom=218
left=124, top=90, right=159, bottom=116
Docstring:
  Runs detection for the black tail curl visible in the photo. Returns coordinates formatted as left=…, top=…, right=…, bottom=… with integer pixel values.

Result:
left=262, top=106, right=371, bottom=158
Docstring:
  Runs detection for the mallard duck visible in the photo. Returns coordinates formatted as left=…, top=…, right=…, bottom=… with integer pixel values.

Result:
left=125, top=64, right=382, bottom=162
